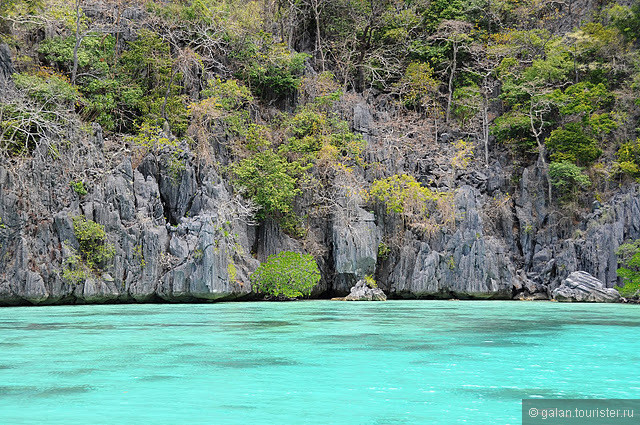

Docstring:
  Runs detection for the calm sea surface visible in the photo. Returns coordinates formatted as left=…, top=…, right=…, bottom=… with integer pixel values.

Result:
left=0, top=300, right=639, bottom=424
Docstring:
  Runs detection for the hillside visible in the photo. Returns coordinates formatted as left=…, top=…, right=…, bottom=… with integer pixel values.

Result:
left=0, top=0, right=639, bottom=304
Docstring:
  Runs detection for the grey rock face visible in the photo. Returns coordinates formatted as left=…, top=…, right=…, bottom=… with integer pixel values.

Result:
left=552, top=271, right=621, bottom=302
left=382, top=186, right=513, bottom=299
left=0, top=44, right=14, bottom=80
left=0, top=140, right=259, bottom=305
left=344, top=279, right=387, bottom=301
left=332, top=203, right=379, bottom=293
left=353, top=102, right=373, bottom=137
left=1, top=87, right=640, bottom=305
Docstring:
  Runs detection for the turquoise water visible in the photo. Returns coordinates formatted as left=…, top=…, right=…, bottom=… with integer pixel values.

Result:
left=0, top=301, right=639, bottom=425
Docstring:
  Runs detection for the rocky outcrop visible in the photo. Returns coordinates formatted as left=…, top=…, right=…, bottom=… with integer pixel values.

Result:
left=0, top=137, right=259, bottom=305
left=380, top=185, right=514, bottom=299
left=332, top=200, right=379, bottom=293
left=552, top=271, right=621, bottom=303
left=0, top=43, right=14, bottom=80
left=1, top=88, right=639, bottom=304
left=342, top=279, right=387, bottom=301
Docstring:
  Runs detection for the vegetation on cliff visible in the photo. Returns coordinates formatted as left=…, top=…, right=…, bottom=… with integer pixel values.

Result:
left=250, top=251, right=320, bottom=298
left=616, top=239, right=640, bottom=298
left=1, top=0, right=640, bottom=294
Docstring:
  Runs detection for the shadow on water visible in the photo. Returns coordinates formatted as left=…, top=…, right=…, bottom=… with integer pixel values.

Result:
left=35, top=385, right=93, bottom=397
left=219, top=404, right=259, bottom=410
left=0, top=323, right=117, bottom=331
left=463, top=386, right=589, bottom=400
left=222, top=320, right=297, bottom=329
left=0, top=385, right=93, bottom=398
left=137, top=375, right=182, bottom=382
left=202, top=356, right=300, bottom=369
left=49, top=368, right=99, bottom=377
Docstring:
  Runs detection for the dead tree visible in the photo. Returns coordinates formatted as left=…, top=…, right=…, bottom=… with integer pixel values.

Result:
left=430, top=20, right=473, bottom=125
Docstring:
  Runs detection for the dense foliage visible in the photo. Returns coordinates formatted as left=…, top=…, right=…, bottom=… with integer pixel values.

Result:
left=72, top=216, right=115, bottom=269
left=250, top=251, right=321, bottom=298
left=616, top=239, right=640, bottom=298
left=62, top=216, right=114, bottom=284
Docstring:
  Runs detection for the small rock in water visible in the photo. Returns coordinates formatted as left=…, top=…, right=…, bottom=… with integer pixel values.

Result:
left=552, top=271, right=621, bottom=303
left=342, top=279, right=387, bottom=301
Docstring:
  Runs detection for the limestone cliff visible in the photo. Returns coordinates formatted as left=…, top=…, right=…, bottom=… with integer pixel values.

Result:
left=0, top=91, right=638, bottom=304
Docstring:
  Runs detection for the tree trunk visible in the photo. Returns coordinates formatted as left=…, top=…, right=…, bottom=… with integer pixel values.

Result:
left=445, top=42, right=458, bottom=124
left=529, top=103, right=553, bottom=203
left=356, top=25, right=371, bottom=92
left=482, top=79, right=490, bottom=165
left=161, top=68, right=176, bottom=124
left=312, top=0, right=325, bottom=72
left=71, top=0, right=82, bottom=85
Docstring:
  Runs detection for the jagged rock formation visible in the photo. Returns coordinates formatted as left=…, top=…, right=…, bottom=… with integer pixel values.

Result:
left=552, top=271, right=621, bottom=303
left=379, top=185, right=514, bottom=299
left=341, top=279, right=387, bottom=301
left=0, top=43, right=638, bottom=304
left=0, top=43, right=14, bottom=80
left=0, top=98, right=638, bottom=304
left=332, top=203, right=379, bottom=293
left=0, top=130, right=259, bottom=305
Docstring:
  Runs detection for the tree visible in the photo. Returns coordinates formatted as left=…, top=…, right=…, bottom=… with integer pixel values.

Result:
left=493, top=34, right=574, bottom=202
left=470, top=40, right=503, bottom=166
left=320, top=0, right=424, bottom=90
left=526, top=84, right=555, bottom=202
left=430, top=20, right=473, bottom=124
left=310, top=0, right=325, bottom=72
left=616, top=239, right=640, bottom=298
left=616, top=138, right=640, bottom=179
left=395, top=61, right=441, bottom=141
left=231, top=149, right=301, bottom=219
left=548, top=161, right=591, bottom=200
left=250, top=251, right=321, bottom=298
left=70, top=0, right=135, bottom=84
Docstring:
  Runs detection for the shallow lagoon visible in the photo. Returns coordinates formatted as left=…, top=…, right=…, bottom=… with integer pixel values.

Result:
left=1, top=301, right=639, bottom=424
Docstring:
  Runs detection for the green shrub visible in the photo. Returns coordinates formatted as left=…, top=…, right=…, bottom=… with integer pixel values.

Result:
left=189, top=79, right=254, bottom=143
left=38, top=34, right=136, bottom=131
left=369, top=174, right=441, bottom=215
left=377, top=242, right=391, bottom=260
left=13, top=70, right=80, bottom=108
left=551, top=82, right=614, bottom=116
left=250, top=251, right=321, bottom=298
left=395, top=61, right=439, bottom=111
left=491, top=110, right=537, bottom=155
left=616, top=239, right=640, bottom=298
left=120, top=29, right=189, bottom=134
left=39, top=34, right=113, bottom=76
left=36, top=31, right=187, bottom=133
left=61, top=251, right=90, bottom=285
left=279, top=106, right=365, bottom=166
left=453, top=84, right=481, bottom=127
left=545, top=124, right=602, bottom=165
left=548, top=161, right=591, bottom=199
left=364, top=275, right=377, bottom=288
left=69, top=181, right=87, bottom=196
left=200, top=78, right=253, bottom=111
left=608, top=3, right=640, bottom=42
left=236, top=36, right=309, bottom=100
left=231, top=150, right=301, bottom=218
left=72, top=216, right=115, bottom=269
left=616, top=138, right=640, bottom=178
